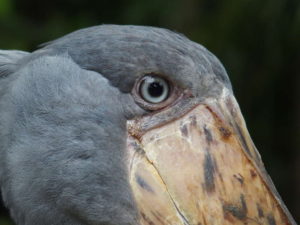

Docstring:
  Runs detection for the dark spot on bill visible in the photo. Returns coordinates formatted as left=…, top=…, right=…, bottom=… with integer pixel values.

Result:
left=267, top=214, right=277, bottom=225
left=223, top=194, right=248, bottom=221
left=256, top=203, right=264, bottom=218
left=235, top=124, right=252, bottom=156
left=136, top=175, right=154, bottom=193
left=141, top=212, right=155, bottom=225
left=233, top=174, right=244, bottom=185
left=189, top=115, right=197, bottom=127
left=203, top=125, right=213, bottom=144
left=203, top=151, right=216, bottom=192
left=250, top=169, right=257, bottom=178
left=218, top=126, right=231, bottom=139
left=180, top=123, right=189, bottom=137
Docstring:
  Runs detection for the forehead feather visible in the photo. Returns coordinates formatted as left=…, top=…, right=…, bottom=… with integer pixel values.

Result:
left=42, top=25, right=231, bottom=93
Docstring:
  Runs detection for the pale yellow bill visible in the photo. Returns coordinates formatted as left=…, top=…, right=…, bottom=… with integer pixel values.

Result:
left=127, top=90, right=295, bottom=225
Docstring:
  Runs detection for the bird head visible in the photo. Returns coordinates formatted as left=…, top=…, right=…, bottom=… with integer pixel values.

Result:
left=0, top=25, right=296, bottom=225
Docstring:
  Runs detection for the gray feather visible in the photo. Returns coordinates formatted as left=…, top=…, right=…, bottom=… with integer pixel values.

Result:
left=0, top=50, right=29, bottom=78
left=0, top=55, right=139, bottom=225
left=24, top=25, right=232, bottom=95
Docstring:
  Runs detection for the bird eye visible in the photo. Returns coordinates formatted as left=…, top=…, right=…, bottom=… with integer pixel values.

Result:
left=139, top=76, right=169, bottom=103
left=132, top=73, right=181, bottom=111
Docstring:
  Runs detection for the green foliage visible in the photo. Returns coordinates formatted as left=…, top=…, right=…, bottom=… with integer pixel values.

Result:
left=0, top=0, right=12, bottom=17
left=0, top=218, right=14, bottom=225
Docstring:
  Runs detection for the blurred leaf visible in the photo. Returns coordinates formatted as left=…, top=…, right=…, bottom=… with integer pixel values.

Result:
left=0, top=0, right=12, bottom=17
left=0, top=218, right=14, bottom=225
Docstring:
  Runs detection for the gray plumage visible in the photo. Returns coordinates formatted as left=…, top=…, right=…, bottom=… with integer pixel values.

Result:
left=0, top=50, right=28, bottom=78
left=0, top=25, right=230, bottom=225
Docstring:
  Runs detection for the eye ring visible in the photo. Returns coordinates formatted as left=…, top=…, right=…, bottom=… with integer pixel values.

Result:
left=132, top=74, right=181, bottom=111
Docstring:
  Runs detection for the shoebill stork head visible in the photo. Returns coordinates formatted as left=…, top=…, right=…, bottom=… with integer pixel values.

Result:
left=0, top=25, right=296, bottom=225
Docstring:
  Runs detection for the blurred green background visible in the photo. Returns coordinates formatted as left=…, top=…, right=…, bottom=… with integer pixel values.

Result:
left=0, top=0, right=299, bottom=224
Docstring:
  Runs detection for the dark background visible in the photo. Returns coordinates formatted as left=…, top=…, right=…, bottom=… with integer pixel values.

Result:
left=0, top=0, right=299, bottom=224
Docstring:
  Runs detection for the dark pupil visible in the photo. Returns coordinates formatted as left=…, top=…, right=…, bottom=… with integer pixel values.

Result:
left=148, top=81, right=164, bottom=97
